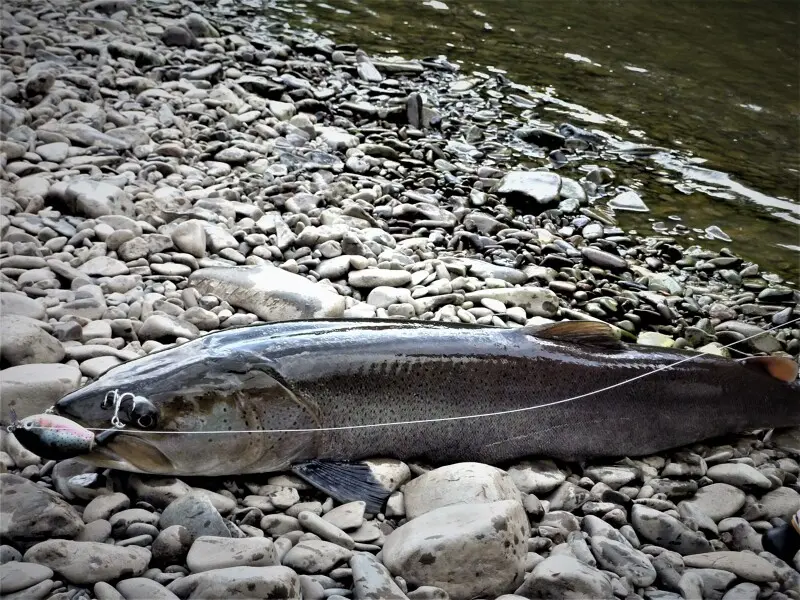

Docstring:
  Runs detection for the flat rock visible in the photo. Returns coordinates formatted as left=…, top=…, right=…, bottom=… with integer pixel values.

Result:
left=631, top=504, right=712, bottom=555
left=0, top=363, right=81, bottom=422
left=167, top=566, right=300, bottom=599
left=189, top=265, right=345, bottom=321
left=609, top=190, right=649, bottom=212
left=0, top=562, right=53, bottom=594
left=78, top=256, right=129, bottom=277
left=0, top=317, right=64, bottom=366
left=281, top=540, right=352, bottom=574
left=507, top=459, right=567, bottom=494
left=160, top=493, right=230, bottom=541
left=350, top=552, right=408, bottom=600
left=60, top=179, right=135, bottom=218
left=186, top=537, right=277, bottom=572
left=463, top=287, right=559, bottom=318
left=24, top=540, right=150, bottom=584
left=683, top=551, right=777, bottom=582
left=402, top=462, right=521, bottom=519
left=759, top=486, right=800, bottom=520
left=83, top=492, right=131, bottom=523
left=0, top=292, right=45, bottom=320
left=322, top=501, right=366, bottom=531
left=116, top=577, right=180, bottom=600
left=383, top=500, right=529, bottom=600
left=679, top=483, right=745, bottom=522
left=514, top=554, right=612, bottom=599
left=589, top=535, right=657, bottom=586
left=0, top=474, right=83, bottom=541
left=706, top=463, right=772, bottom=490
left=495, top=171, right=561, bottom=204
left=348, top=268, right=412, bottom=288
left=139, top=314, right=200, bottom=341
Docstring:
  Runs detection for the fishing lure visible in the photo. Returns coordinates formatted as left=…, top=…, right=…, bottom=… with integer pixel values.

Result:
left=7, top=412, right=117, bottom=460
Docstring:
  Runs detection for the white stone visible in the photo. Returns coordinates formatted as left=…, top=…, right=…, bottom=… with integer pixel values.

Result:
left=0, top=363, right=81, bottom=422
left=382, top=500, right=529, bottom=600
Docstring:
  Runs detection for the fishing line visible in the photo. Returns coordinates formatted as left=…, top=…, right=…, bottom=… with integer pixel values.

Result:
left=23, top=315, right=800, bottom=436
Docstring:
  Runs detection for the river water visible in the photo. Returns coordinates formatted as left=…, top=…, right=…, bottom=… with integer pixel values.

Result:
left=274, top=0, right=799, bottom=281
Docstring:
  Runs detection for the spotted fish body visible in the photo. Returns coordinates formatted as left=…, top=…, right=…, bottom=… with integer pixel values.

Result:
left=10, top=414, right=97, bottom=459
left=47, top=318, right=800, bottom=479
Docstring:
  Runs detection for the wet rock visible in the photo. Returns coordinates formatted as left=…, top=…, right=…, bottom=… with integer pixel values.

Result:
left=24, top=540, right=150, bottom=584
left=383, top=500, right=529, bottom=600
left=402, top=463, right=521, bottom=519
left=706, top=463, right=772, bottom=490
left=350, top=552, right=408, bottom=600
left=186, top=536, right=277, bottom=572
left=0, top=474, right=83, bottom=542
left=152, top=525, right=192, bottom=568
left=609, top=190, right=649, bottom=212
left=0, top=562, right=53, bottom=594
left=683, top=551, right=777, bottom=582
left=0, top=363, right=81, bottom=422
left=189, top=265, right=346, bottom=321
left=160, top=493, right=230, bottom=541
left=631, top=505, right=712, bottom=555
left=515, top=555, right=612, bottom=599
left=759, top=487, right=800, bottom=520
left=495, top=171, right=561, bottom=205
left=589, top=535, right=656, bottom=586
left=507, top=459, right=566, bottom=495
left=463, top=287, right=559, bottom=318
left=281, top=540, right=352, bottom=574
left=0, top=317, right=64, bottom=366
left=349, top=268, right=412, bottom=288
left=167, top=566, right=300, bottom=599
left=678, top=483, right=745, bottom=522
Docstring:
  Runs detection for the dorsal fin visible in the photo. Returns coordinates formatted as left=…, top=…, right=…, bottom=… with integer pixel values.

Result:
left=520, top=320, right=625, bottom=349
left=739, top=356, right=798, bottom=383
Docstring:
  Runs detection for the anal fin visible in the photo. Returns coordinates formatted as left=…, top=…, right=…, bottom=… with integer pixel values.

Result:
left=520, top=320, right=626, bottom=349
left=292, top=460, right=392, bottom=514
left=739, top=356, right=799, bottom=383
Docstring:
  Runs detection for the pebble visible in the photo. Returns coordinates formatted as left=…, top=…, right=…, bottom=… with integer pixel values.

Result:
left=23, top=540, right=150, bottom=584
left=186, top=536, right=278, bottom=572
left=631, top=505, right=712, bottom=555
left=0, top=474, right=83, bottom=541
left=515, top=555, right=613, bottom=598
left=159, top=493, right=230, bottom=541
left=683, top=551, right=777, bottom=582
left=282, top=540, right=353, bottom=574
left=383, top=500, right=529, bottom=600
left=167, top=566, right=300, bottom=599
left=0, top=562, right=53, bottom=594
left=706, top=463, right=772, bottom=489
left=678, top=483, right=745, bottom=522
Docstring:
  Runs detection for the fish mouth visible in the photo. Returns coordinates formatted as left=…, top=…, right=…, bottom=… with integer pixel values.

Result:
left=81, top=433, right=176, bottom=475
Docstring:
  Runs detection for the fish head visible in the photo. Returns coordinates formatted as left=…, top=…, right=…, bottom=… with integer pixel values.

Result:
left=54, top=342, right=322, bottom=476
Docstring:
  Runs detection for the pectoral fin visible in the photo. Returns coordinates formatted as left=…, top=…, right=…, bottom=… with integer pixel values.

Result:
left=521, top=320, right=627, bottom=349
left=292, top=460, right=392, bottom=513
left=739, top=356, right=799, bottom=383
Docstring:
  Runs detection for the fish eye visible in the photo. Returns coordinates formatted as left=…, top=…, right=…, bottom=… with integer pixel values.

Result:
left=130, top=400, right=159, bottom=430
left=23, top=421, right=33, bottom=430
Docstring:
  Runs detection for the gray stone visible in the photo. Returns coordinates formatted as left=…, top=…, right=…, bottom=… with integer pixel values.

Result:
left=495, top=171, right=561, bottom=204
left=515, top=555, right=613, bottom=599
left=170, top=220, right=206, bottom=258
left=298, top=511, right=354, bottom=549
left=350, top=552, right=408, bottom=600
left=721, top=582, right=760, bottom=600
left=0, top=474, right=83, bottom=541
left=383, top=500, right=529, bottom=600
left=679, top=483, right=746, bottom=522
left=139, top=314, right=200, bottom=341
left=348, top=268, right=412, bottom=288
left=0, top=317, right=64, bottom=366
left=186, top=536, right=277, bottom=572
left=168, top=566, right=300, bottom=599
left=0, top=292, right=45, bottom=320
left=281, top=540, right=352, bottom=574
left=322, top=501, right=366, bottom=531
left=160, top=493, right=230, bottom=541
left=463, top=287, right=559, bottom=318
left=706, top=463, right=772, bottom=490
left=0, top=363, right=81, bottom=422
left=760, top=486, right=800, bottom=520
left=631, top=505, right=712, bottom=555
left=83, top=492, right=131, bottom=523
left=35, top=142, right=69, bottom=163
left=589, top=535, right=656, bottom=586
left=189, top=265, right=345, bottom=321
left=507, top=459, right=566, bottom=494
left=683, top=551, right=776, bottom=582
left=152, top=525, right=192, bottom=567
left=60, top=179, right=134, bottom=218
left=678, top=568, right=736, bottom=600
left=116, top=577, right=180, bottom=600
left=0, top=562, right=53, bottom=594
left=402, top=463, right=521, bottom=519
left=608, top=190, right=649, bottom=212
left=78, top=256, right=129, bottom=277
left=581, top=247, right=627, bottom=270
left=24, top=540, right=150, bottom=584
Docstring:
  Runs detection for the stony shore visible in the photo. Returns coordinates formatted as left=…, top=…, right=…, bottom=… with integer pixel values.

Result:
left=1, top=0, right=799, bottom=599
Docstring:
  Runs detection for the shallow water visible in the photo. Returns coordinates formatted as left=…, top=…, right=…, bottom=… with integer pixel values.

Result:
left=275, top=0, right=799, bottom=281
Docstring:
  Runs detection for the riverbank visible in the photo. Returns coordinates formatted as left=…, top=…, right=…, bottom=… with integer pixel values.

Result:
left=0, top=0, right=799, bottom=598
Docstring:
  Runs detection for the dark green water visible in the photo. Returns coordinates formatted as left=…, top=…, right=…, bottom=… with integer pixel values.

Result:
left=276, top=0, right=800, bottom=281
